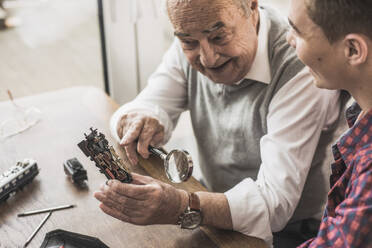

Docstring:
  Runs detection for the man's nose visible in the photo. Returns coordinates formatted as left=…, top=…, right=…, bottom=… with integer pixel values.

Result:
left=199, top=41, right=219, bottom=68
left=286, top=30, right=296, bottom=48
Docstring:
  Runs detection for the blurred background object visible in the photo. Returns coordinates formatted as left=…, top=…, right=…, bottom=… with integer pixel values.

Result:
left=0, top=0, right=22, bottom=29
left=0, top=90, right=42, bottom=140
left=0, top=0, right=102, bottom=102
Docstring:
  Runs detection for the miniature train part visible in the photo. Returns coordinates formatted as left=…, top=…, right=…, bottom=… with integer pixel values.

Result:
left=78, top=128, right=132, bottom=183
left=63, top=158, right=88, bottom=184
left=0, top=159, right=39, bottom=203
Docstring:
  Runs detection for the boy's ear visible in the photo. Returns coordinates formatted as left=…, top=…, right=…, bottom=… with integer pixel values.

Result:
left=344, top=34, right=368, bottom=66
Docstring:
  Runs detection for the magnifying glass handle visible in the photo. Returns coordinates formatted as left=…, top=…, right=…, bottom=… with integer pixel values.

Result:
left=148, top=146, right=167, bottom=160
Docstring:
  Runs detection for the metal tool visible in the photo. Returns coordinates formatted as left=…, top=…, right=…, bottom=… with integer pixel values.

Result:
left=148, top=146, right=193, bottom=183
left=18, top=204, right=75, bottom=217
left=23, top=211, right=52, bottom=247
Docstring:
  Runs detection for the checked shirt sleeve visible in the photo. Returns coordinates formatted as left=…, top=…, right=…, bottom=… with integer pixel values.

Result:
left=299, top=157, right=372, bottom=248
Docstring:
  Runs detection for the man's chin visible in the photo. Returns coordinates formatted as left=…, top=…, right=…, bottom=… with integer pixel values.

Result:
left=206, top=73, right=243, bottom=85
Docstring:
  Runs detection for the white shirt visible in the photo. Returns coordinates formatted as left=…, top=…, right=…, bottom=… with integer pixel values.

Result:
left=110, top=9, right=340, bottom=245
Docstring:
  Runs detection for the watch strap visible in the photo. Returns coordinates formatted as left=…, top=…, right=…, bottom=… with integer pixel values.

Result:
left=177, top=192, right=202, bottom=228
left=189, top=192, right=201, bottom=212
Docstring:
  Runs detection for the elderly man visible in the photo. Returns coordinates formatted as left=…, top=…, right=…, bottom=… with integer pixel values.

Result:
left=94, top=0, right=341, bottom=245
left=287, top=0, right=372, bottom=247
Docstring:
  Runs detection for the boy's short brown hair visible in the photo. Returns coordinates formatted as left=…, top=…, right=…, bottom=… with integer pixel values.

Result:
left=306, top=0, right=372, bottom=43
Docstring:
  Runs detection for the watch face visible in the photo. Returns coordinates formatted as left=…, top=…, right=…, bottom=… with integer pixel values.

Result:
left=181, top=211, right=202, bottom=229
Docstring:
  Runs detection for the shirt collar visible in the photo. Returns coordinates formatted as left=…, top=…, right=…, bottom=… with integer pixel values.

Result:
left=241, top=7, right=271, bottom=85
left=337, top=102, right=372, bottom=165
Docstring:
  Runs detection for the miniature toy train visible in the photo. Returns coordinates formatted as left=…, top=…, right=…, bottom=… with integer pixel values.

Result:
left=78, top=128, right=132, bottom=183
left=0, top=159, right=39, bottom=202
left=63, top=158, right=88, bottom=185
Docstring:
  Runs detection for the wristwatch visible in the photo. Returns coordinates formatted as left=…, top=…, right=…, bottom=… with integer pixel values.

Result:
left=177, top=192, right=203, bottom=229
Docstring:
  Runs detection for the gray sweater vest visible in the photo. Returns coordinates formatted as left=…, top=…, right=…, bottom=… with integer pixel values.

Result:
left=180, top=6, right=334, bottom=223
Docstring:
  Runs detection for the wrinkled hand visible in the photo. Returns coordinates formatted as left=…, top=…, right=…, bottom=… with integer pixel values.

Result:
left=93, top=173, right=188, bottom=225
left=117, top=112, right=164, bottom=165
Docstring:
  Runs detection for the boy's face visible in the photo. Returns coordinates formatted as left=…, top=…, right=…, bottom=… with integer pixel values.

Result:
left=287, top=0, right=347, bottom=90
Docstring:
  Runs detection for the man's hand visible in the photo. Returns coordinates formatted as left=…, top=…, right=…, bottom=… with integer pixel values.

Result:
left=93, top=173, right=188, bottom=225
left=117, top=112, right=165, bottom=165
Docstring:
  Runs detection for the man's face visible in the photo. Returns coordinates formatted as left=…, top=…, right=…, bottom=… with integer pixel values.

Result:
left=168, top=0, right=259, bottom=85
left=287, top=0, right=347, bottom=90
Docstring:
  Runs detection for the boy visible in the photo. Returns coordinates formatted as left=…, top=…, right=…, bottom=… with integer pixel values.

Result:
left=287, top=0, right=372, bottom=247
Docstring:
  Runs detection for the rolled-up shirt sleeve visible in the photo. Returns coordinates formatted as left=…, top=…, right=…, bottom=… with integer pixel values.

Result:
left=225, top=67, right=341, bottom=244
left=110, top=40, right=188, bottom=144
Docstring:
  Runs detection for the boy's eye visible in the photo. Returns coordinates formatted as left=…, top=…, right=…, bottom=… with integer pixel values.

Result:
left=289, top=27, right=299, bottom=36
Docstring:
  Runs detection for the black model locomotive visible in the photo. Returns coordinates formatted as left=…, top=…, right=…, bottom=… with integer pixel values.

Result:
left=63, top=158, right=88, bottom=185
left=78, top=128, right=132, bottom=183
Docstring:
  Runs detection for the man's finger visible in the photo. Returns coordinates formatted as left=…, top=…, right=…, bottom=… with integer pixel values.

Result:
left=99, top=203, right=133, bottom=223
left=125, top=173, right=154, bottom=185
left=101, top=182, right=144, bottom=203
left=94, top=191, right=121, bottom=210
left=117, top=115, right=130, bottom=139
left=116, top=118, right=124, bottom=140
left=117, top=125, right=124, bottom=140
left=120, top=120, right=144, bottom=145
left=150, top=130, right=164, bottom=147
left=125, top=143, right=138, bottom=165
left=130, top=173, right=151, bottom=185
left=108, top=176, right=155, bottom=200
left=137, top=119, right=161, bottom=158
left=95, top=190, right=147, bottom=215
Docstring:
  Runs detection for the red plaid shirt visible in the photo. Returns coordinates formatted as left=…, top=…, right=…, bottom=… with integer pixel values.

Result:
left=299, top=103, right=372, bottom=248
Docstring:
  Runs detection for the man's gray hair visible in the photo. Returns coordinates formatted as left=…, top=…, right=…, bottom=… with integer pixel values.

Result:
left=164, top=0, right=252, bottom=16
left=234, top=0, right=252, bottom=15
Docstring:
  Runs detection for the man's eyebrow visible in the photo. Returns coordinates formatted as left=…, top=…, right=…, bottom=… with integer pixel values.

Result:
left=174, top=32, right=190, bottom=37
left=202, top=21, right=225, bottom=34
left=174, top=22, right=225, bottom=37
left=288, top=18, right=302, bottom=35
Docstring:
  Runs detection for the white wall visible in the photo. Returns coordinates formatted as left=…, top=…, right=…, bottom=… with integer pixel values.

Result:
left=103, top=0, right=172, bottom=105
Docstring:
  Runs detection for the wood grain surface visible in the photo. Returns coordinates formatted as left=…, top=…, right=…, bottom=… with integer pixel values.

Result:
left=0, top=87, right=266, bottom=248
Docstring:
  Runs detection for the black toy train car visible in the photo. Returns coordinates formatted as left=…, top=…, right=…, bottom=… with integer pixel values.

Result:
left=0, top=159, right=39, bottom=202
left=78, top=128, right=132, bottom=183
left=63, top=158, right=88, bottom=185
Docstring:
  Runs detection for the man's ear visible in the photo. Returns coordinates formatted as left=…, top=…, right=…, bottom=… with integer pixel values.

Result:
left=251, top=0, right=258, bottom=10
left=344, top=34, right=368, bottom=66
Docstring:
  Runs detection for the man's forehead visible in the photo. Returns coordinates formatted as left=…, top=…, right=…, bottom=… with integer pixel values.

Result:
left=167, top=0, right=232, bottom=10
left=168, top=0, right=237, bottom=34
left=174, top=22, right=226, bottom=37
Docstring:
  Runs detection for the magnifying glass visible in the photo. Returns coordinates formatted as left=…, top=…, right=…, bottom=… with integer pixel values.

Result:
left=148, top=146, right=193, bottom=183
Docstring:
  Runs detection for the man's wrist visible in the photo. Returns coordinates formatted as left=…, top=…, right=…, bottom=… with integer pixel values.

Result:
left=174, top=189, right=189, bottom=224
left=194, top=191, right=233, bottom=229
left=176, top=191, right=203, bottom=229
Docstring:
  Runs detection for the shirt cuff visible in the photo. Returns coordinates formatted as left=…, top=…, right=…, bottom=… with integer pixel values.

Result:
left=109, top=101, right=174, bottom=144
left=225, top=178, right=273, bottom=245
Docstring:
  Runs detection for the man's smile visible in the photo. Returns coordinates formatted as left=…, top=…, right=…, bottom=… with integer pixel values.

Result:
left=206, top=59, right=233, bottom=72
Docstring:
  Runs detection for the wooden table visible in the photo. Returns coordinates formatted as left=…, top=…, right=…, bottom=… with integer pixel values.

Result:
left=0, top=87, right=266, bottom=248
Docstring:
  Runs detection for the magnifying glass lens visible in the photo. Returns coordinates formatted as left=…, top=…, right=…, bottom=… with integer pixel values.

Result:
left=165, top=150, right=191, bottom=183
